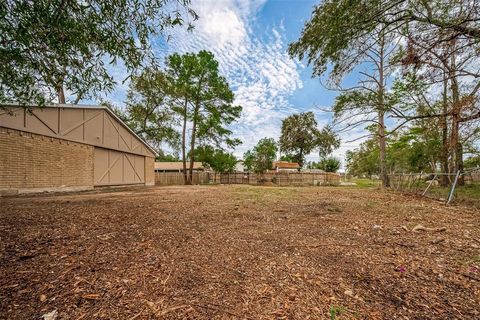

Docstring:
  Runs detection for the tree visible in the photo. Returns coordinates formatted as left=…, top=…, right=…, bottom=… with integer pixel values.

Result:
left=346, top=139, right=380, bottom=178
left=290, top=3, right=393, bottom=186
left=119, top=68, right=180, bottom=154
left=164, top=51, right=242, bottom=184
left=243, top=138, right=278, bottom=173
left=289, top=0, right=480, bottom=187
left=317, top=125, right=341, bottom=160
left=195, top=145, right=237, bottom=173
left=279, top=111, right=332, bottom=167
left=1, top=0, right=197, bottom=106
left=307, top=157, right=341, bottom=173
left=156, top=153, right=180, bottom=162
left=392, top=25, right=480, bottom=185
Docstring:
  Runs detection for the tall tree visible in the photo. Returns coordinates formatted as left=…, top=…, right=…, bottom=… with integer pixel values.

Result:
left=1, top=0, right=197, bottom=106
left=243, top=138, right=278, bottom=173
left=279, top=112, right=324, bottom=167
left=393, top=27, right=480, bottom=183
left=120, top=68, right=180, bottom=154
left=290, top=1, right=395, bottom=187
left=165, top=51, right=242, bottom=184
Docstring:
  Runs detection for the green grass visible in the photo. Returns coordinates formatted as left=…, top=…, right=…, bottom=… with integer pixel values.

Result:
left=348, top=178, right=381, bottom=188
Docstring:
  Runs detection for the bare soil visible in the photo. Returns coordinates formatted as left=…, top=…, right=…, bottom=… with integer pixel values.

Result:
left=0, top=185, right=479, bottom=319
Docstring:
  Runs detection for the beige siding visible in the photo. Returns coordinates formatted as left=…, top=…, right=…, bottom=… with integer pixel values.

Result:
left=145, top=157, right=155, bottom=186
left=93, top=148, right=145, bottom=186
left=0, top=106, right=155, bottom=157
left=0, top=127, right=94, bottom=192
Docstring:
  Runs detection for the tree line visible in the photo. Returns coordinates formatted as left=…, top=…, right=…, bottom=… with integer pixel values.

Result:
left=289, top=0, right=480, bottom=187
left=2, top=0, right=478, bottom=187
left=243, top=112, right=340, bottom=174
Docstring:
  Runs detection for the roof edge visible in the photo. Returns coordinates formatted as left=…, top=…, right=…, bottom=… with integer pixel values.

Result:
left=1, top=103, right=158, bottom=157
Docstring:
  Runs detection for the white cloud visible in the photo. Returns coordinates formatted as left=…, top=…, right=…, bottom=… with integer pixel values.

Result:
left=156, top=0, right=303, bottom=156
left=95, top=0, right=305, bottom=160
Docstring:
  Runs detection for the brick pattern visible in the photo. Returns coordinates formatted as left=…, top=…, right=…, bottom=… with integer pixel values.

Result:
left=0, top=127, right=94, bottom=190
left=145, top=157, right=155, bottom=186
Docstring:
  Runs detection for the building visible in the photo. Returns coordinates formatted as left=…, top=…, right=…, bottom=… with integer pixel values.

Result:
left=272, top=161, right=301, bottom=172
left=0, top=104, right=156, bottom=194
left=154, top=162, right=204, bottom=173
left=234, top=160, right=244, bottom=172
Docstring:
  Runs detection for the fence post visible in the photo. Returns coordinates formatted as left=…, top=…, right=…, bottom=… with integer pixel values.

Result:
left=422, top=173, right=437, bottom=196
left=447, top=170, right=461, bottom=204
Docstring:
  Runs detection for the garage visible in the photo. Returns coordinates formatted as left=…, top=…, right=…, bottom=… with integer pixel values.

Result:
left=0, top=104, right=155, bottom=194
left=94, top=148, right=145, bottom=186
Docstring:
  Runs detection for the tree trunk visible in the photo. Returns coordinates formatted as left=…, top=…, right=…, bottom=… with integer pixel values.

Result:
left=57, top=85, right=66, bottom=104
left=188, top=105, right=199, bottom=184
left=181, top=99, right=189, bottom=185
left=378, top=110, right=389, bottom=187
left=440, top=69, right=450, bottom=186
left=377, top=30, right=389, bottom=188
left=449, top=44, right=464, bottom=185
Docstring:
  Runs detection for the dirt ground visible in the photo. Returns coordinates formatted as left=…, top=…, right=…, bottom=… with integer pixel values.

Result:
left=0, top=185, right=479, bottom=320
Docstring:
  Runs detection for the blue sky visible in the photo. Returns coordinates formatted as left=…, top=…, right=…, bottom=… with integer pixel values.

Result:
left=100, top=0, right=368, bottom=166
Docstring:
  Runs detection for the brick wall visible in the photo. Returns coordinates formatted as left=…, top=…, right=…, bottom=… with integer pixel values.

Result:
left=0, top=127, right=94, bottom=192
left=145, top=157, right=155, bottom=186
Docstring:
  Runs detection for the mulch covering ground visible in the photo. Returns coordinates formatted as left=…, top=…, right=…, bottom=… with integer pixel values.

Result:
left=0, top=185, right=479, bottom=319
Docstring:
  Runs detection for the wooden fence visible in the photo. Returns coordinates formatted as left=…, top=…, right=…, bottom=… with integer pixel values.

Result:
left=155, top=172, right=210, bottom=186
left=155, top=171, right=341, bottom=186
left=213, top=172, right=341, bottom=186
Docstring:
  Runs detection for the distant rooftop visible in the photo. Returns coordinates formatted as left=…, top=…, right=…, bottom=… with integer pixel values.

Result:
left=273, top=161, right=301, bottom=169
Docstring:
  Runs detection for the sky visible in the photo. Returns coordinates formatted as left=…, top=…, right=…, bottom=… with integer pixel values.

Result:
left=101, top=0, right=369, bottom=167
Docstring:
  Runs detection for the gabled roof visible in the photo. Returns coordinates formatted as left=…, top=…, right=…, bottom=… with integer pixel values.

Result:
left=0, top=103, right=157, bottom=157
left=273, top=161, right=301, bottom=169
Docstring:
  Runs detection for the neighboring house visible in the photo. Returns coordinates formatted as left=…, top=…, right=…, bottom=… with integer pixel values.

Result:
left=272, top=161, right=301, bottom=172
left=234, top=160, right=245, bottom=172
left=0, top=104, right=156, bottom=194
left=154, top=162, right=204, bottom=173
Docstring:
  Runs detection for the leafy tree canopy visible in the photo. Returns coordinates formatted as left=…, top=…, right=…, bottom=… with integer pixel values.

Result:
left=311, top=157, right=341, bottom=173
left=195, top=145, right=237, bottom=173
left=1, top=0, right=197, bottom=105
left=163, top=50, right=242, bottom=183
left=122, top=68, right=180, bottom=154
left=317, top=125, right=341, bottom=160
left=279, top=111, right=325, bottom=167
left=289, top=0, right=480, bottom=81
left=244, top=138, right=278, bottom=173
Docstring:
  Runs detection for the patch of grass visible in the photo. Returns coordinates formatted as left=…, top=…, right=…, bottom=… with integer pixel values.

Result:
left=232, top=185, right=299, bottom=204
left=330, top=305, right=345, bottom=320
left=349, top=178, right=381, bottom=188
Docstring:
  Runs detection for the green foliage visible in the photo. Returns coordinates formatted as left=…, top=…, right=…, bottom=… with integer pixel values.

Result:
left=289, top=0, right=479, bottom=81
left=465, top=156, right=480, bottom=169
left=307, top=157, right=341, bottom=173
left=280, top=154, right=296, bottom=162
left=279, top=112, right=328, bottom=166
left=163, top=50, right=242, bottom=183
left=165, top=50, right=242, bottom=148
left=330, top=305, right=345, bottom=320
left=156, top=153, right=179, bottom=162
left=321, top=157, right=341, bottom=173
left=243, top=138, right=278, bottom=173
left=121, top=68, right=180, bottom=154
left=318, top=125, right=341, bottom=160
left=195, top=145, right=237, bottom=173
left=1, top=0, right=197, bottom=105
left=346, top=123, right=446, bottom=176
